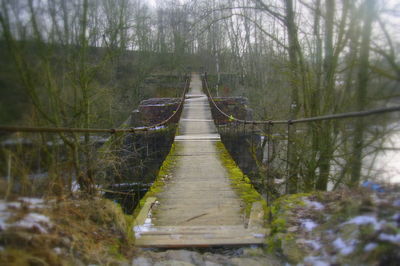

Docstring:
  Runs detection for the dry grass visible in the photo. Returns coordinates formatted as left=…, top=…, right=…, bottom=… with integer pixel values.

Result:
left=0, top=197, right=136, bottom=265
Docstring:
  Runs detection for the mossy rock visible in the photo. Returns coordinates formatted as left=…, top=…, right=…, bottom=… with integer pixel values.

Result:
left=281, top=237, right=306, bottom=264
left=265, top=193, right=312, bottom=261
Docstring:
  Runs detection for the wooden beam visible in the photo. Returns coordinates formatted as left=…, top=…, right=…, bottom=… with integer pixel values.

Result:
left=134, top=197, right=156, bottom=226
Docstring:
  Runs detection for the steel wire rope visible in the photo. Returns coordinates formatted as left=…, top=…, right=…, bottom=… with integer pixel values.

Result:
left=202, top=73, right=400, bottom=125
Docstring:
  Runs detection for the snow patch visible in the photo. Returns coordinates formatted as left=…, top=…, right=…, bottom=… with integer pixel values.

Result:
left=0, top=213, right=11, bottom=231
left=303, top=256, right=330, bottom=266
left=333, top=237, right=355, bottom=255
left=0, top=202, right=8, bottom=212
left=304, top=239, right=322, bottom=250
left=393, top=199, right=400, bottom=207
left=19, top=197, right=47, bottom=209
left=303, top=198, right=325, bottom=210
left=134, top=125, right=166, bottom=131
left=72, top=181, right=80, bottom=192
left=53, top=247, right=62, bottom=255
left=7, top=202, right=21, bottom=209
left=0, top=201, right=16, bottom=230
left=19, top=197, right=44, bottom=205
left=342, top=215, right=383, bottom=230
left=364, top=242, right=378, bottom=252
left=378, top=233, right=400, bottom=244
left=300, top=219, right=318, bottom=231
left=13, top=213, right=52, bottom=233
left=133, top=211, right=154, bottom=238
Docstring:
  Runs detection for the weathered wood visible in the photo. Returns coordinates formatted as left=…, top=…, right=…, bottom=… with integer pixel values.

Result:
left=174, top=134, right=221, bottom=141
left=248, top=201, right=265, bottom=229
left=135, top=225, right=266, bottom=247
left=134, top=197, right=156, bottom=226
left=133, top=74, right=267, bottom=248
left=139, top=225, right=265, bottom=235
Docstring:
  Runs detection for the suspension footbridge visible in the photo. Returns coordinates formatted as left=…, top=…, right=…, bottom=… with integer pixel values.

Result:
left=133, top=73, right=266, bottom=247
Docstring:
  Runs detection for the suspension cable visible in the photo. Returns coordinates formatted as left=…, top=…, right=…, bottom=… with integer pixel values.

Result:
left=202, top=73, right=400, bottom=125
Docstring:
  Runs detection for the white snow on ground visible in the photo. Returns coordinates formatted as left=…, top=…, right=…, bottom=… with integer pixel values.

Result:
left=0, top=198, right=52, bottom=233
left=303, top=198, right=325, bottom=210
left=20, top=197, right=47, bottom=209
left=0, top=208, right=11, bottom=230
left=7, top=202, right=21, bottom=209
left=134, top=211, right=154, bottom=238
left=134, top=125, right=166, bottom=131
left=303, top=256, right=330, bottom=266
left=0, top=202, right=7, bottom=212
left=297, top=193, right=400, bottom=265
left=14, top=213, right=52, bottom=233
left=364, top=242, right=378, bottom=252
left=300, top=219, right=318, bottom=231
left=394, top=199, right=400, bottom=207
left=71, top=181, right=102, bottom=192
left=72, top=181, right=80, bottom=192
left=378, top=233, right=400, bottom=244
left=19, top=197, right=44, bottom=205
left=333, top=237, right=356, bottom=255
left=342, top=215, right=383, bottom=230
left=303, top=240, right=322, bottom=250
left=53, top=247, right=62, bottom=255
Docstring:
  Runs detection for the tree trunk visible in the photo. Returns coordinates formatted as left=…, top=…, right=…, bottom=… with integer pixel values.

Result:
left=350, top=0, right=375, bottom=187
left=316, top=0, right=335, bottom=191
left=284, top=0, right=300, bottom=194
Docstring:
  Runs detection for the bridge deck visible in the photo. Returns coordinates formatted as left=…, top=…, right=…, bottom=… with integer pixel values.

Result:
left=134, top=74, right=265, bottom=247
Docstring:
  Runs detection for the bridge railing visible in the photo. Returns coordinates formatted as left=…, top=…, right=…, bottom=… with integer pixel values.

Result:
left=202, top=72, right=400, bottom=203
left=0, top=76, right=190, bottom=211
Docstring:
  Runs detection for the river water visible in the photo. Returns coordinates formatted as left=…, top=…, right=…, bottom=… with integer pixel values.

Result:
left=364, top=123, right=400, bottom=184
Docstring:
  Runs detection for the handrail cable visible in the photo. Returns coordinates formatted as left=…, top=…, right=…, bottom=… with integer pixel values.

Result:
left=0, top=77, right=190, bottom=134
left=202, top=73, right=400, bottom=125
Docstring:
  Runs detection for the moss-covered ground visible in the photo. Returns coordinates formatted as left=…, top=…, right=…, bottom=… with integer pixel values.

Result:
left=0, top=197, right=135, bottom=265
left=265, top=188, right=400, bottom=265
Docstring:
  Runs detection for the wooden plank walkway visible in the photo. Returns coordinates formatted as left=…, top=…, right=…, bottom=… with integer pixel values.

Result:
left=134, top=73, right=265, bottom=247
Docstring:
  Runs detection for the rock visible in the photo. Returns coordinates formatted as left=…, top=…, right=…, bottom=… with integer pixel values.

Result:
left=230, top=257, right=271, bottom=266
left=203, top=253, right=228, bottom=265
left=154, top=260, right=195, bottom=266
left=203, top=261, right=221, bottom=266
left=163, top=250, right=203, bottom=264
left=281, top=237, right=306, bottom=264
left=242, top=247, right=265, bottom=256
left=132, top=257, right=153, bottom=266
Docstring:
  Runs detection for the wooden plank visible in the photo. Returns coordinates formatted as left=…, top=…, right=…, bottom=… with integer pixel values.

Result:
left=248, top=201, right=265, bottom=229
left=139, top=225, right=261, bottom=235
left=135, top=232, right=265, bottom=248
left=133, top=197, right=156, bottom=226
left=174, top=134, right=221, bottom=141
left=134, top=225, right=267, bottom=247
